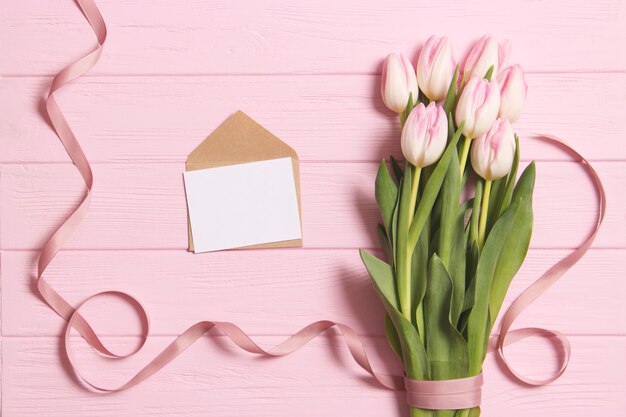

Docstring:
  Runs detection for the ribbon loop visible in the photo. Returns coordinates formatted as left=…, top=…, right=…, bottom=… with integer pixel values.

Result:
left=66, top=291, right=150, bottom=359
left=493, top=327, right=571, bottom=386
left=493, top=134, right=606, bottom=386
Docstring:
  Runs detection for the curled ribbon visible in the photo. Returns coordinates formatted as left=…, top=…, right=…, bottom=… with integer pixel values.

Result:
left=38, top=0, right=606, bottom=409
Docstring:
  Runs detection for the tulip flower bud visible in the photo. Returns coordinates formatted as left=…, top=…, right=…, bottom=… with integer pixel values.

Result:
left=470, top=118, right=516, bottom=180
left=463, top=35, right=510, bottom=80
left=416, top=36, right=456, bottom=101
left=381, top=53, right=419, bottom=113
left=455, top=75, right=501, bottom=138
left=401, top=102, right=448, bottom=168
left=497, top=65, right=527, bottom=122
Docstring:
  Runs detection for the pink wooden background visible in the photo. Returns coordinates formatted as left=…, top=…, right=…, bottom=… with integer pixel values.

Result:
left=1, top=0, right=625, bottom=416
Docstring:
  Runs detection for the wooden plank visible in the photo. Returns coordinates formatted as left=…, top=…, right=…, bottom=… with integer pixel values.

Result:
left=2, top=1, right=624, bottom=415
left=2, top=249, right=624, bottom=337
left=1, top=0, right=625, bottom=75
left=1, top=73, right=625, bottom=163
left=2, top=335, right=624, bottom=416
left=1, top=162, right=623, bottom=250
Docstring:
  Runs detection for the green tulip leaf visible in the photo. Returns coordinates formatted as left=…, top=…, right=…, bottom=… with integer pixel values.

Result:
left=390, top=155, right=404, bottom=185
left=360, top=249, right=429, bottom=380
left=466, top=161, right=534, bottom=374
left=376, top=223, right=393, bottom=265
left=438, top=139, right=460, bottom=265
left=411, top=224, right=429, bottom=329
left=424, top=254, right=469, bottom=381
left=444, top=65, right=460, bottom=116
left=359, top=249, right=399, bottom=310
left=385, top=313, right=403, bottom=359
left=375, top=160, right=398, bottom=238
left=449, top=203, right=468, bottom=326
left=388, top=304, right=429, bottom=381
left=469, top=181, right=483, bottom=247
left=498, top=135, right=521, bottom=218
left=467, top=200, right=522, bottom=373
left=463, top=241, right=480, bottom=313
left=437, top=142, right=467, bottom=326
left=488, top=162, right=535, bottom=324
left=396, top=163, right=413, bottom=321
left=486, top=176, right=506, bottom=233
left=391, top=184, right=401, bottom=267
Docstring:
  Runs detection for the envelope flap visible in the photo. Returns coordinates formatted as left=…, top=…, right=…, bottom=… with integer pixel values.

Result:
left=186, top=110, right=297, bottom=171
left=185, top=110, right=303, bottom=252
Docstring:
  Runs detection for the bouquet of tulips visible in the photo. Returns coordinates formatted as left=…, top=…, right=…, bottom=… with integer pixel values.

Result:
left=360, top=35, right=532, bottom=417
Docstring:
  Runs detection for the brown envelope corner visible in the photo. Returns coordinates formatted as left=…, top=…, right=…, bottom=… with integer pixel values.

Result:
left=185, top=111, right=303, bottom=252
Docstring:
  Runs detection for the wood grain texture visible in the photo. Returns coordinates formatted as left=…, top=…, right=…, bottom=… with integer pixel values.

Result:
left=1, top=162, right=623, bottom=250
left=1, top=0, right=625, bottom=76
left=2, top=249, right=625, bottom=337
left=2, top=0, right=625, bottom=415
left=1, top=73, right=625, bottom=163
left=2, top=335, right=625, bottom=417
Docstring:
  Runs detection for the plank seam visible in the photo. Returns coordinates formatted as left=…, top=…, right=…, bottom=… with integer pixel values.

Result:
left=2, top=333, right=625, bottom=338
left=2, top=247, right=620, bottom=254
left=2, top=158, right=626, bottom=165
left=1, top=244, right=624, bottom=251
left=1, top=69, right=626, bottom=78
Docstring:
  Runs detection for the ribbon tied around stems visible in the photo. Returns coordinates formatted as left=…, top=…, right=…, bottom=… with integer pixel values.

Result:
left=405, top=374, right=483, bottom=410
left=38, top=0, right=606, bottom=409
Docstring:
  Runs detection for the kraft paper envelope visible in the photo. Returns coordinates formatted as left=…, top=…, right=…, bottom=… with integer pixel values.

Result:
left=185, top=110, right=303, bottom=252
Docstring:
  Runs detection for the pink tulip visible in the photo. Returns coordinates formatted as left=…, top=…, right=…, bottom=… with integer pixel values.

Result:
left=455, top=75, right=501, bottom=138
left=497, top=65, right=528, bottom=122
left=381, top=53, right=419, bottom=113
left=416, top=36, right=456, bottom=101
left=470, top=118, right=516, bottom=180
left=463, top=35, right=510, bottom=80
left=401, top=102, right=448, bottom=168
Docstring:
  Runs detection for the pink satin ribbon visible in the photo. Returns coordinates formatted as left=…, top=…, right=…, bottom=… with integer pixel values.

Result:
left=405, top=374, right=483, bottom=409
left=493, top=133, right=606, bottom=386
left=38, top=0, right=606, bottom=410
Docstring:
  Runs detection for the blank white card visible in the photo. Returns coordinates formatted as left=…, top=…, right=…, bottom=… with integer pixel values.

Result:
left=183, top=157, right=302, bottom=253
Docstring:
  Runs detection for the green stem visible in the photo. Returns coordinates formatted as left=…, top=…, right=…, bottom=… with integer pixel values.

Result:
left=407, top=164, right=424, bottom=340
left=408, top=166, right=422, bottom=224
left=401, top=243, right=412, bottom=321
left=411, top=407, right=433, bottom=417
left=459, top=136, right=471, bottom=176
left=470, top=181, right=483, bottom=247
left=398, top=163, right=414, bottom=322
left=478, top=179, right=492, bottom=249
